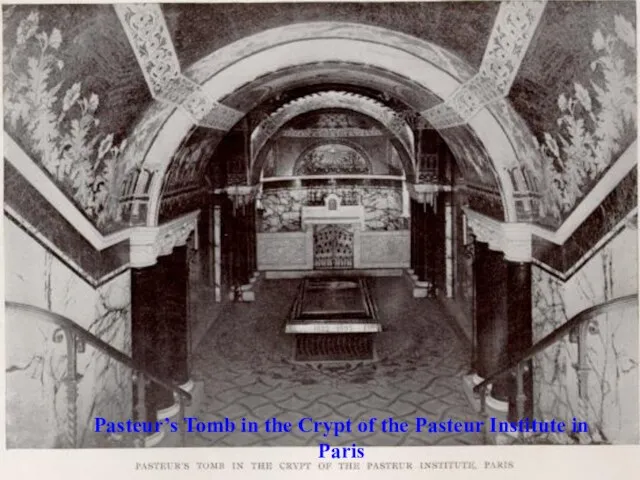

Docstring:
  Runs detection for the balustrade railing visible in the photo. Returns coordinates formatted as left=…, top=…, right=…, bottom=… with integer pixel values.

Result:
left=6, top=302, right=192, bottom=448
left=473, top=294, right=637, bottom=439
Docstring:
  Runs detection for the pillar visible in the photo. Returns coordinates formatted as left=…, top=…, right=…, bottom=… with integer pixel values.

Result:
left=156, top=245, right=189, bottom=386
left=506, top=260, right=533, bottom=420
left=229, top=197, right=258, bottom=301
left=213, top=203, right=222, bottom=302
left=247, top=202, right=257, bottom=275
left=410, top=199, right=417, bottom=273
left=473, top=241, right=534, bottom=418
left=233, top=204, right=250, bottom=288
left=413, top=200, right=426, bottom=281
left=410, top=196, right=440, bottom=298
left=432, top=194, right=447, bottom=294
left=131, top=245, right=190, bottom=421
left=131, top=265, right=171, bottom=421
left=473, top=241, right=510, bottom=401
left=444, top=193, right=454, bottom=298
left=423, top=202, right=437, bottom=294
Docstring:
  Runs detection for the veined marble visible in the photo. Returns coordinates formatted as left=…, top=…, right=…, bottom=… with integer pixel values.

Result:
left=532, top=226, right=638, bottom=444
left=4, top=217, right=132, bottom=448
left=259, top=186, right=408, bottom=233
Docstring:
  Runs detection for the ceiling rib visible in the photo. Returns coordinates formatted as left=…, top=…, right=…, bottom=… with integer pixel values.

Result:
left=422, top=0, right=547, bottom=129
left=114, top=3, right=244, bottom=131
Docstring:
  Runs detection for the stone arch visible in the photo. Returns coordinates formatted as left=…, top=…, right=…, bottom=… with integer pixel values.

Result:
left=122, top=22, right=539, bottom=225
left=251, top=91, right=415, bottom=182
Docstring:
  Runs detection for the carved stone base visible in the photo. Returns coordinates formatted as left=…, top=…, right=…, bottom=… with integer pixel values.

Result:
left=236, top=273, right=260, bottom=302
left=143, top=430, right=166, bottom=448
left=150, top=379, right=205, bottom=448
left=405, top=270, right=436, bottom=298
left=241, top=287, right=255, bottom=302
left=462, top=373, right=484, bottom=412
left=413, top=287, right=428, bottom=298
left=462, top=372, right=509, bottom=422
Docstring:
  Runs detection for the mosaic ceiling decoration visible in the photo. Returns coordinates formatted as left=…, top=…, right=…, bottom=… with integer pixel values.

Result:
left=509, top=2, right=637, bottom=222
left=2, top=6, right=143, bottom=229
left=219, top=62, right=443, bottom=114
left=422, top=1, right=547, bottom=128
left=161, top=127, right=219, bottom=196
left=293, top=143, right=371, bottom=176
left=289, top=112, right=376, bottom=130
left=3, top=2, right=636, bottom=233
left=163, top=2, right=497, bottom=73
left=114, top=3, right=243, bottom=131
left=115, top=9, right=549, bottom=228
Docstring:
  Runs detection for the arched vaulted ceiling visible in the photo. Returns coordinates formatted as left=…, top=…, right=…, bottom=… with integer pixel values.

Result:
left=3, top=2, right=636, bottom=233
left=115, top=11, right=547, bottom=226
left=219, top=62, right=443, bottom=113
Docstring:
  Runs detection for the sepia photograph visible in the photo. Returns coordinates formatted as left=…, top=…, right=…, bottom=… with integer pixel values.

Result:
left=1, top=0, right=638, bottom=477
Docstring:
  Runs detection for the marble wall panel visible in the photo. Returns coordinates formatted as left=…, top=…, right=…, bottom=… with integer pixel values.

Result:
left=4, top=217, right=132, bottom=448
left=532, top=225, right=638, bottom=444
left=256, top=231, right=312, bottom=270
left=259, top=186, right=407, bottom=233
left=358, top=231, right=410, bottom=268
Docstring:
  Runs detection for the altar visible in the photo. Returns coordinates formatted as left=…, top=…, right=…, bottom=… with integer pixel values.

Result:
left=286, top=277, right=382, bottom=363
left=257, top=192, right=410, bottom=274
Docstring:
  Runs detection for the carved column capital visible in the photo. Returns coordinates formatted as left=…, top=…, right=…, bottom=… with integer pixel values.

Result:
left=407, top=183, right=451, bottom=207
left=227, top=184, right=260, bottom=209
left=463, top=207, right=532, bottom=262
left=501, top=222, right=533, bottom=263
left=130, top=211, right=200, bottom=268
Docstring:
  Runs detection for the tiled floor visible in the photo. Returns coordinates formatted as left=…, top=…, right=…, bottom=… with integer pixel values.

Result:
left=188, top=276, right=486, bottom=447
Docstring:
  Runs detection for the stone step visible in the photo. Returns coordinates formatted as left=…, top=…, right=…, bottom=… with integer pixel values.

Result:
left=150, top=380, right=205, bottom=448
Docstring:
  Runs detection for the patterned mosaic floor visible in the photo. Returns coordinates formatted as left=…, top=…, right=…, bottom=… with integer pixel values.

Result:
left=188, top=277, right=486, bottom=447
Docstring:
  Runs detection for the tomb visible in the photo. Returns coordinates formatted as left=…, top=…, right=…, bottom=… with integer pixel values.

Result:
left=285, top=277, right=382, bottom=363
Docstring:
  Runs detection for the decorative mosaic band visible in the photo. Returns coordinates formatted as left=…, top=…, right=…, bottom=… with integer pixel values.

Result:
left=115, top=4, right=243, bottom=131
left=422, top=1, right=546, bottom=128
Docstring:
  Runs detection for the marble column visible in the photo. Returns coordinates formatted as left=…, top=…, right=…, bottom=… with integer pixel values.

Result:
left=432, top=194, right=447, bottom=294
left=412, top=200, right=426, bottom=282
left=444, top=193, right=454, bottom=298
left=410, top=199, right=417, bottom=273
left=221, top=196, right=234, bottom=295
left=233, top=204, right=250, bottom=288
left=422, top=201, right=438, bottom=296
left=132, top=265, right=171, bottom=421
left=131, top=268, right=173, bottom=420
left=213, top=204, right=222, bottom=302
left=229, top=199, right=258, bottom=301
left=247, top=202, right=257, bottom=275
left=131, top=246, right=190, bottom=422
left=506, top=260, right=533, bottom=420
left=474, top=241, right=510, bottom=401
left=156, top=245, right=189, bottom=386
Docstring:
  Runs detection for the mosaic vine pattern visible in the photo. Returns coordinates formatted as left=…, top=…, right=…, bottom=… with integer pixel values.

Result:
left=3, top=11, right=128, bottom=228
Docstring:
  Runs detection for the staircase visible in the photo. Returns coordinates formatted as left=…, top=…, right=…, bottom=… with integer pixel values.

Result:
left=5, top=302, right=195, bottom=449
left=461, top=294, right=638, bottom=445
left=5, top=289, right=637, bottom=447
